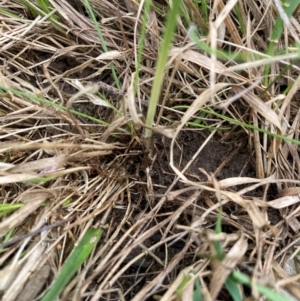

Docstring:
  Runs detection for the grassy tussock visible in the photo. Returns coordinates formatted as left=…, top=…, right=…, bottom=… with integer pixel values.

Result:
left=0, top=1, right=300, bottom=300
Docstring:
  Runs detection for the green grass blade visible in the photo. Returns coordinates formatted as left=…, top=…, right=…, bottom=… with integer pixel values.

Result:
left=188, top=26, right=245, bottom=62
left=200, top=0, right=208, bottom=25
left=213, top=209, right=224, bottom=260
left=0, top=85, right=131, bottom=139
left=215, top=209, right=222, bottom=235
left=0, top=85, right=110, bottom=126
left=19, top=0, right=60, bottom=28
left=231, top=270, right=295, bottom=301
left=264, top=0, right=300, bottom=86
left=200, top=108, right=300, bottom=146
left=176, top=270, right=203, bottom=301
left=186, top=121, right=230, bottom=130
left=82, top=0, right=120, bottom=89
left=18, top=0, right=47, bottom=17
left=134, top=0, right=152, bottom=95
left=36, top=0, right=56, bottom=20
left=0, top=8, right=21, bottom=19
left=171, top=103, right=300, bottom=146
left=225, top=274, right=243, bottom=301
left=270, top=1, right=300, bottom=43
left=176, top=274, right=192, bottom=298
left=234, top=4, right=246, bottom=35
left=144, top=0, right=182, bottom=140
left=0, top=229, right=14, bottom=252
left=24, top=176, right=56, bottom=184
left=0, top=204, right=23, bottom=218
left=41, top=227, right=102, bottom=301
left=193, top=276, right=203, bottom=301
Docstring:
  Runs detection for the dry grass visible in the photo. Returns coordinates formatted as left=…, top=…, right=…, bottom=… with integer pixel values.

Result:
left=0, top=0, right=300, bottom=300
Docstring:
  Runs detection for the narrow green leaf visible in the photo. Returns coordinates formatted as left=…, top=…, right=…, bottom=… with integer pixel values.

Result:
left=134, top=0, right=152, bottom=94
left=19, top=0, right=60, bottom=27
left=144, top=0, right=182, bottom=139
left=0, top=8, right=21, bottom=19
left=188, top=26, right=245, bottom=62
left=193, top=276, right=203, bottom=301
left=199, top=108, right=300, bottom=146
left=176, top=274, right=192, bottom=298
left=270, top=0, right=300, bottom=43
left=41, top=227, right=102, bottom=301
left=82, top=0, right=120, bottom=89
left=0, top=203, right=23, bottom=218
left=200, top=0, right=208, bottom=25
left=225, top=274, right=243, bottom=301
left=215, top=209, right=222, bottom=234
left=234, top=4, right=246, bottom=34
left=264, top=0, right=300, bottom=86
left=0, top=229, right=14, bottom=251
left=231, top=270, right=294, bottom=301
left=170, top=104, right=300, bottom=146
left=0, top=85, right=109, bottom=126
left=37, top=0, right=52, bottom=15
left=213, top=209, right=224, bottom=259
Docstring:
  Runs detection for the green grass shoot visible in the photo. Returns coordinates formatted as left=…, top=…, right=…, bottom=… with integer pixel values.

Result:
left=41, top=227, right=102, bottom=301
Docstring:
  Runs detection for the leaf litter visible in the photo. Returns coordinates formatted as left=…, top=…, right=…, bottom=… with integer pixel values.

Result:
left=0, top=0, right=300, bottom=300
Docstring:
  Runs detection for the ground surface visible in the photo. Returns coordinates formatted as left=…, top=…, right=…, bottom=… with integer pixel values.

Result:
left=1, top=1, right=300, bottom=301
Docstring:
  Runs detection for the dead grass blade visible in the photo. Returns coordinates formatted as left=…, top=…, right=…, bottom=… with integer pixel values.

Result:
left=0, top=191, right=52, bottom=237
left=232, top=85, right=282, bottom=131
left=209, top=233, right=248, bottom=299
left=1, top=1, right=300, bottom=300
left=170, top=83, right=228, bottom=180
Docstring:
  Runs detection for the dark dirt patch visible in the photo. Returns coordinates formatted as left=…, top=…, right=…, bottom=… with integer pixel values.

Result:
left=150, top=129, right=255, bottom=188
left=99, top=128, right=261, bottom=300
left=103, top=129, right=284, bottom=301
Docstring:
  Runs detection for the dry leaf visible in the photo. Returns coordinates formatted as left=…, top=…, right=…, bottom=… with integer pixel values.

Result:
left=210, top=233, right=247, bottom=299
